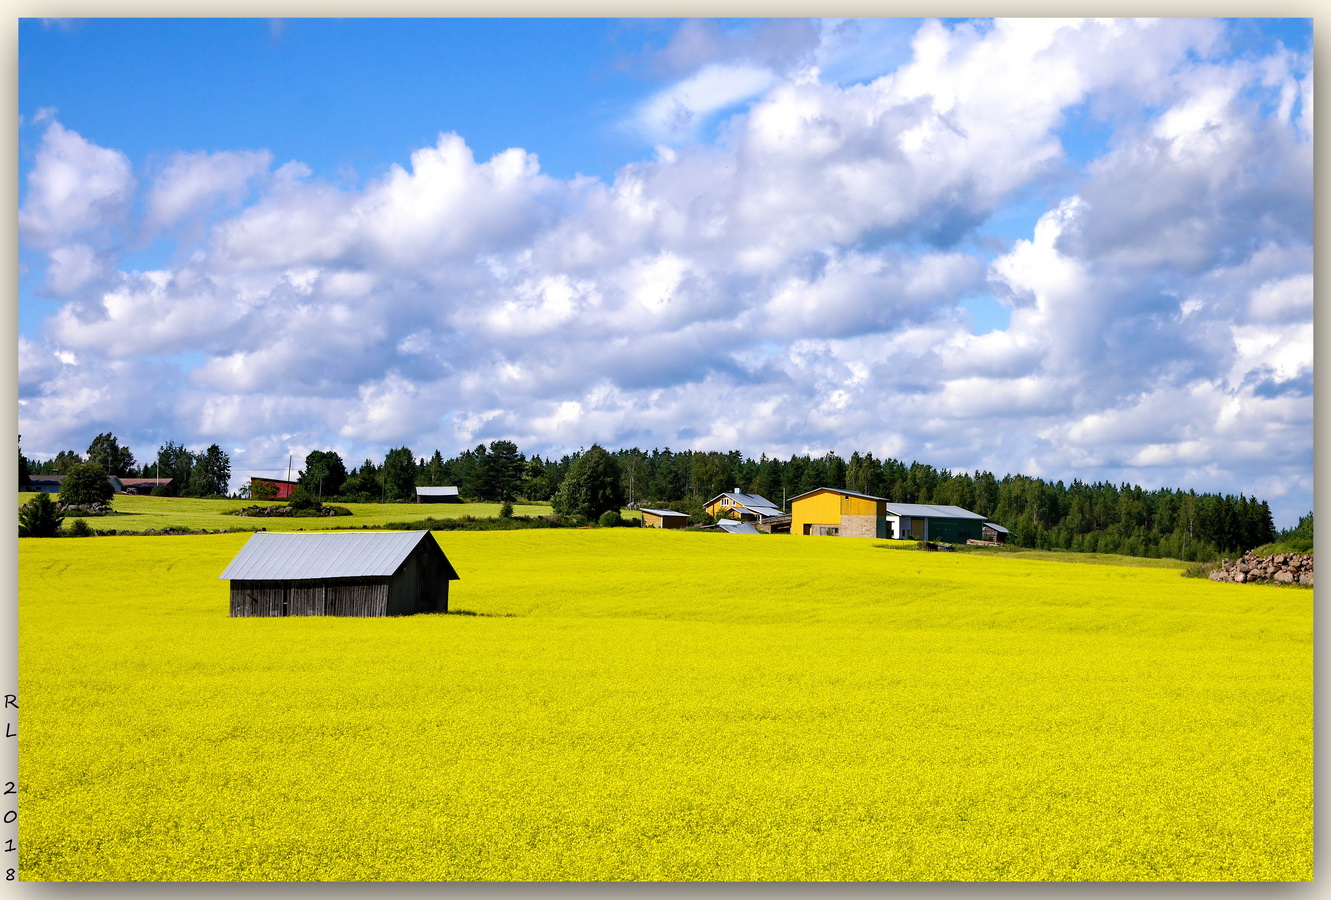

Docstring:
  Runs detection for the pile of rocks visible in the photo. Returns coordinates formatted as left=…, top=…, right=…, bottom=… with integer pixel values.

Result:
left=56, top=501, right=115, bottom=516
left=230, top=504, right=350, bottom=517
left=1209, top=551, right=1313, bottom=586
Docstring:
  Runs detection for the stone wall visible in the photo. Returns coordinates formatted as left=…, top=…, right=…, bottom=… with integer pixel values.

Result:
left=839, top=515, right=881, bottom=539
left=1209, top=551, right=1313, bottom=586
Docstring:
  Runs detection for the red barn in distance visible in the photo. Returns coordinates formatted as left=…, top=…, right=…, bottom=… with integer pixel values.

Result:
left=250, top=477, right=297, bottom=500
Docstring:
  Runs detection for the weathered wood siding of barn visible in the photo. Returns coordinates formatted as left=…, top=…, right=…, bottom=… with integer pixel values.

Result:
left=642, top=511, right=688, bottom=529
left=230, top=578, right=390, bottom=617
left=231, top=579, right=288, bottom=617
left=386, top=550, right=450, bottom=615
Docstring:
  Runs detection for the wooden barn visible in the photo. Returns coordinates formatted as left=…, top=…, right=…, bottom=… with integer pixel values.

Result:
left=790, top=487, right=890, bottom=538
left=118, top=477, right=174, bottom=495
left=639, top=508, right=689, bottom=529
left=219, top=530, right=460, bottom=617
left=250, top=477, right=297, bottom=500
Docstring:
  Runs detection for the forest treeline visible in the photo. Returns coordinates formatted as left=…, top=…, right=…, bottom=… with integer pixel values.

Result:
left=24, top=432, right=1288, bottom=561
left=340, top=442, right=1280, bottom=561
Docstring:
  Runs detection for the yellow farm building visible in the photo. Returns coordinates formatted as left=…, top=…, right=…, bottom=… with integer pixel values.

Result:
left=790, top=488, right=999, bottom=542
left=790, top=488, right=890, bottom=538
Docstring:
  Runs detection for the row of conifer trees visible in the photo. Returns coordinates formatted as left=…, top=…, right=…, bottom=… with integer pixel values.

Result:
left=403, top=443, right=1281, bottom=561
left=23, top=432, right=1289, bottom=560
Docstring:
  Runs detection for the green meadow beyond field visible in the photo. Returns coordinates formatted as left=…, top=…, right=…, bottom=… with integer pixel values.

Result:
left=18, top=528, right=1311, bottom=881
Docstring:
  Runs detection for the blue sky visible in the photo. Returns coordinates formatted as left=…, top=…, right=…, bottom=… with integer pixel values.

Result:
left=17, top=17, right=1314, bottom=526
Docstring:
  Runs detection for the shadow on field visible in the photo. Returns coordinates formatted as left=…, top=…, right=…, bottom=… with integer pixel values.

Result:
left=443, top=609, right=518, bottom=618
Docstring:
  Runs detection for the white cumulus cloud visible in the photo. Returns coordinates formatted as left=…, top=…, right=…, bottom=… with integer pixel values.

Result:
left=20, top=120, right=135, bottom=248
left=16, top=18, right=1314, bottom=526
left=145, top=149, right=272, bottom=232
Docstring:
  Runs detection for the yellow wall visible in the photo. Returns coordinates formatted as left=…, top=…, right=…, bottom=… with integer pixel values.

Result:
left=791, top=490, right=886, bottom=535
left=842, top=495, right=885, bottom=517
left=705, top=498, right=742, bottom=519
left=791, top=490, right=843, bottom=535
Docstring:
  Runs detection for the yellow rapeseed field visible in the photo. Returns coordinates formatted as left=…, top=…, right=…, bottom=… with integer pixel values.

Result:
left=18, top=528, right=1311, bottom=881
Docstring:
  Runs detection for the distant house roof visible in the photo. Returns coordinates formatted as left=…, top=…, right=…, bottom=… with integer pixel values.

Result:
left=883, top=502, right=987, bottom=520
left=983, top=522, right=1010, bottom=534
left=218, top=531, right=460, bottom=581
left=707, top=519, right=762, bottom=535
left=705, top=490, right=783, bottom=518
left=119, top=477, right=173, bottom=489
left=706, top=490, right=776, bottom=507
left=788, top=487, right=889, bottom=504
left=640, top=508, right=688, bottom=517
left=415, top=486, right=459, bottom=497
left=26, top=473, right=124, bottom=491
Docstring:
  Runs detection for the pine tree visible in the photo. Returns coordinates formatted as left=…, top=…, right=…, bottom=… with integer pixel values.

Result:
left=189, top=444, right=232, bottom=497
left=381, top=447, right=417, bottom=502
left=18, top=491, right=63, bottom=537
left=481, top=440, right=524, bottom=502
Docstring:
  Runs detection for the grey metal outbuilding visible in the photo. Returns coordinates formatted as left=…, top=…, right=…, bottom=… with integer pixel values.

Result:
left=219, top=530, right=460, bottom=617
left=883, top=502, right=990, bottom=543
left=416, top=486, right=461, bottom=503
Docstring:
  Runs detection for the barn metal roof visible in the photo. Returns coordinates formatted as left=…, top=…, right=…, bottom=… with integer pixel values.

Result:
left=983, top=521, right=1010, bottom=533
left=705, top=490, right=777, bottom=508
left=882, top=502, right=987, bottom=520
left=640, top=508, right=687, bottom=517
left=218, top=530, right=459, bottom=581
left=788, top=487, right=889, bottom=504
left=712, top=519, right=762, bottom=535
